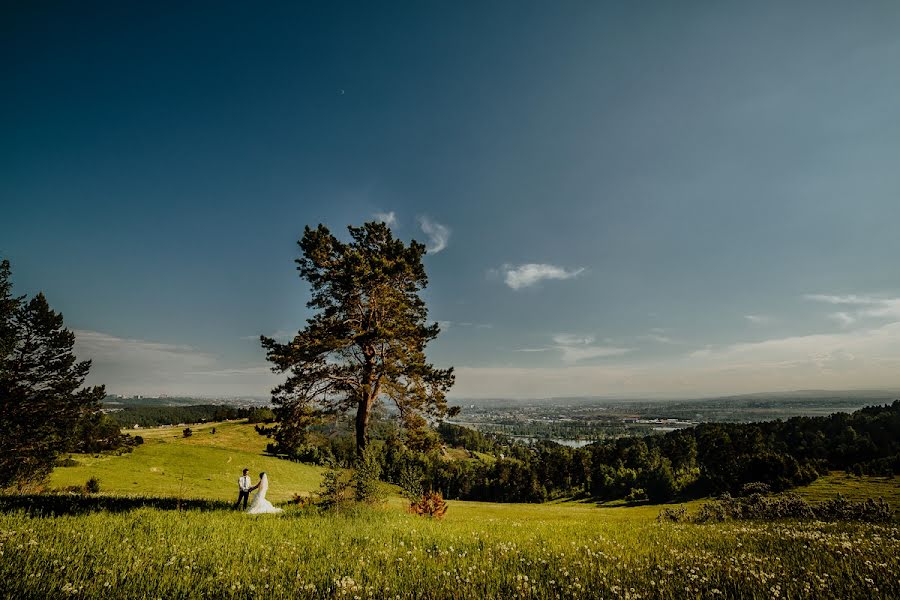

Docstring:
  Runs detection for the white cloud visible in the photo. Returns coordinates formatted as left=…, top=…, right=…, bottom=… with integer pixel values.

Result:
left=418, top=216, right=450, bottom=253
left=804, top=294, right=883, bottom=305
left=641, top=333, right=676, bottom=344
left=828, top=312, right=857, bottom=327
left=501, top=263, right=585, bottom=290
left=373, top=211, right=397, bottom=226
left=806, top=294, right=900, bottom=323
left=520, top=333, right=632, bottom=363
left=745, top=314, right=774, bottom=325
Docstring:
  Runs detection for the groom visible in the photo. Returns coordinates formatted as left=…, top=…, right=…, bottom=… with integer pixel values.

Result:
left=235, top=468, right=257, bottom=509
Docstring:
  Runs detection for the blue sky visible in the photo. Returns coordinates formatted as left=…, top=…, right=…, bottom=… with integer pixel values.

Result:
left=3, top=1, right=900, bottom=398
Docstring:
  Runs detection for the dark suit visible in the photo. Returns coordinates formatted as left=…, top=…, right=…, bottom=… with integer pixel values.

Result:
left=235, top=475, right=252, bottom=509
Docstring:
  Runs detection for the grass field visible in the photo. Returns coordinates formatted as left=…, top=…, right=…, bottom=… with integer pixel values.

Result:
left=1, top=421, right=895, bottom=598
left=50, top=421, right=322, bottom=502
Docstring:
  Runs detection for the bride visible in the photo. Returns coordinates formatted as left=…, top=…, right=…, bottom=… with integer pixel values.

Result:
left=246, top=472, right=283, bottom=515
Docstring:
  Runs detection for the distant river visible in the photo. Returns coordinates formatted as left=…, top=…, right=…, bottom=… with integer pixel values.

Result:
left=512, top=436, right=594, bottom=448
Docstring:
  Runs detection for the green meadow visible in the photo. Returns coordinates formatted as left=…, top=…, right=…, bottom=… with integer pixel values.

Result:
left=1, top=421, right=896, bottom=599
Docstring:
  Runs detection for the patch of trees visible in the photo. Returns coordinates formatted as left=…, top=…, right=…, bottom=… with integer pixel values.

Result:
left=273, top=401, right=900, bottom=504
left=106, top=404, right=258, bottom=428
left=0, top=258, right=133, bottom=487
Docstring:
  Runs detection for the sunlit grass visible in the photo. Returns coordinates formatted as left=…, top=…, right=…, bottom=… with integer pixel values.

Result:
left=1, top=502, right=897, bottom=599
left=50, top=421, right=321, bottom=502
left=25, top=421, right=900, bottom=598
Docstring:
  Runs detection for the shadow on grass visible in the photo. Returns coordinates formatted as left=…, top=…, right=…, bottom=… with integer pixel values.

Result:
left=0, top=494, right=233, bottom=515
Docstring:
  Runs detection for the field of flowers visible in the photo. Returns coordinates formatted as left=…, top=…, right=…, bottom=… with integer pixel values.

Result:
left=1, top=498, right=897, bottom=599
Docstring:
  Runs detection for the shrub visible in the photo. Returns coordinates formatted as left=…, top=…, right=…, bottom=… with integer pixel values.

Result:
left=409, top=491, right=448, bottom=519
left=85, top=477, right=101, bottom=494
left=625, top=488, right=648, bottom=503
left=398, top=464, right=425, bottom=501
left=319, top=462, right=352, bottom=511
left=182, top=428, right=192, bottom=438
left=55, top=457, right=80, bottom=468
left=657, top=506, right=688, bottom=522
left=739, top=482, right=772, bottom=496
left=352, top=450, right=384, bottom=504
left=688, top=493, right=894, bottom=523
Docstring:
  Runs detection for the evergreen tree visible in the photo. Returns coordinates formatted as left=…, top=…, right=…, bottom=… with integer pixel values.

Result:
left=0, top=259, right=106, bottom=486
left=261, top=221, right=456, bottom=455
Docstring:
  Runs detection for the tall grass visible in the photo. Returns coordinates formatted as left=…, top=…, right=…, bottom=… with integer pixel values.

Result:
left=1, top=501, right=897, bottom=599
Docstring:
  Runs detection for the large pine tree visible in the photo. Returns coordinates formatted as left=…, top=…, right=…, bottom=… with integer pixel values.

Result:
left=0, top=259, right=106, bottom=487
left=261, top=221, right=456, bottom=456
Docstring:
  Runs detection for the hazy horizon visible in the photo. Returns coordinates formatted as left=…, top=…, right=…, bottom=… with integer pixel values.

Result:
left=4, top=1, right=900, bottom=398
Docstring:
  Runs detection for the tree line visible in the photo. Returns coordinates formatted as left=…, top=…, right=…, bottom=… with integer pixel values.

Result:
left=106, top=404, right=273, bottom=428
left=268, top=401, right=899, bottom=504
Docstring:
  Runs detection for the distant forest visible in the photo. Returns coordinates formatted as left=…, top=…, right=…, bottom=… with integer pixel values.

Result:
left=106, top=404, right=273, bottom=428
left=277, top=401, right=900, bottom=504
left=103, top=399, right=899, bottom=505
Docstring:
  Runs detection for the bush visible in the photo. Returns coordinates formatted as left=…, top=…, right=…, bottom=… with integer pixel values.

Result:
left=55, top=456, right=80, bottom=468
left=409, top=491, right=448, bottom=519
left=182, top=428, right=192, bottom=438
left=319, top=462, right=352, bottom=511
left=624, top=488, right=648, bottom=503
left=85, top=477, right=101, bottom=494
left=352, top=450, right=384, bottom=503
left=656, top=506, right=688, bottom=522
left=688, top=493, right=894, bottom=523
left=398, top=464, right=425, bottom=501
left=739, top=482, right=772, bottom=496
left=247, top=408, right=275, bottom=424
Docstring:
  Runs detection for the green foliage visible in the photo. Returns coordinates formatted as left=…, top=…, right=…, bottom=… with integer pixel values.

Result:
left=0, top=259, right=106, bottom=487
left=106, top=404, right=256, bottom=428
left=260, top=221, right=455, bottom=456
left=85, top=476, right=101, bottom=494
left=245, top=407, right=274, bottom=424
left=691, top=492, right=895, bottom=523
left=624, top=487, right=648, bottom=503
left=398, top=464, right=425, bottom=501
left=351, top=450, right=384, bottom=503
left=318, top=461, right=352, bottom=511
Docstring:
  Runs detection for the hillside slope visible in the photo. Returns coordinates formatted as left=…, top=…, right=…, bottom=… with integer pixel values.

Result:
left=51, top=421, right=322, bottom=502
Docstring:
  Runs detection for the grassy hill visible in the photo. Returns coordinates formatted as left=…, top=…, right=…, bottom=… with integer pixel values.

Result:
left=0, top=421, right=892, bottom=598
left=51, top=421, right=322, bottom=502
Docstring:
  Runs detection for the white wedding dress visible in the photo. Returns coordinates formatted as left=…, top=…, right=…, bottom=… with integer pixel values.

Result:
left=246, top=473, right=283, bottom=515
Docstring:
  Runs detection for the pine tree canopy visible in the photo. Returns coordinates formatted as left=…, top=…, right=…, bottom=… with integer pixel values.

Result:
left=0, top=259, right=106, bottom=487
left=261, top=221, right=456, bottom=455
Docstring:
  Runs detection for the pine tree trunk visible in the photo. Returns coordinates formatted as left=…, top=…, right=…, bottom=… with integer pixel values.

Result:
left=355, top=399, right=369, bottom=457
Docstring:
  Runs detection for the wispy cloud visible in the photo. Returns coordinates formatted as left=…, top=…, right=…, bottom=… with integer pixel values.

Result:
left=247, top=330, right=294, bottom=341
left=806, top=294, right=900, bottom=323
left=435, top=320, right=492, bottom=330
left=520, top=333, right=632, bottom=363
left=640, top=332, right=677, bottom=344
left=500, top=263, right=585, bottom=290
left=373, top=211, right=397, bottom=226
left=454, top=320, right=900, bottom=399
left=745, top=314, right=774, bottom=325
left=804, top=294, right=883, bottom=305
left=75, top=330, right=215, bottom=369
left=828, top=312, right=857, bottom=327
left=74, top=329, right=279, bottom=397
left=418, top=216, right=450, bottom=253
